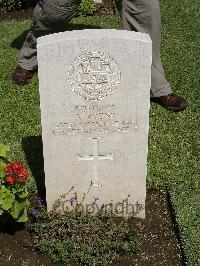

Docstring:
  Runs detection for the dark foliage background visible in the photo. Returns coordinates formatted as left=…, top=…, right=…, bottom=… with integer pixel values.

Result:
left=0, top=0, right=103, bottom=16
left=0, top=0, right=38, bottom=13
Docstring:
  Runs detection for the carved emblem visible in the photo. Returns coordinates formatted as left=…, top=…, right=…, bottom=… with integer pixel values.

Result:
left=69, top=52, right=121, bottom=101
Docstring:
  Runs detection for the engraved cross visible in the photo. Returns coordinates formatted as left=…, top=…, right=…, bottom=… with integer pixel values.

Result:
left=77, top=137, right=113, bottom=186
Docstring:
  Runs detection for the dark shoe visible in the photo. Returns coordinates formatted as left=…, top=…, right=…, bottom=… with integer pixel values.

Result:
left=12, top=66, right=34, bottom=85
left=151, top=94, right=188, bottom=112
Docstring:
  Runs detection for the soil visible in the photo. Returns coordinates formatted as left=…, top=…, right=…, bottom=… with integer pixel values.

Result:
left=0, top=188, right=185, bottom=266
left=0, top=9, right=34, bottom=21
left=0, top=7, right=113, bottom=22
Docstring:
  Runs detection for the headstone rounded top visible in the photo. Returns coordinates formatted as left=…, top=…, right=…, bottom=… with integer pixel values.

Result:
left=68, top=51, right=121, bottom=101
left=37, top=30, right=151, bottom=47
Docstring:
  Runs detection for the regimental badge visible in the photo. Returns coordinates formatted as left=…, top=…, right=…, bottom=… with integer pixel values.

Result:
left=69, top=52, right=121, bottom=101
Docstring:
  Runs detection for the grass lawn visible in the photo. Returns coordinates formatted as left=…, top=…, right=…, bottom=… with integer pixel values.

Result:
left=0, top=0, right=199, bottom=265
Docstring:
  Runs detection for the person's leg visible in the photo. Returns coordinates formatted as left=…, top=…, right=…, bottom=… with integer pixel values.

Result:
left=116, top=0, right=187, bottom=111
left=13, top=0, right=81, bottom=83
left=120, top=0, right=172, bottom=97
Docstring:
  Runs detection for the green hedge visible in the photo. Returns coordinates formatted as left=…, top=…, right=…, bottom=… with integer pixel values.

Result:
left=0, top=0, right=103, bottom=16
left=77, top=0, right=103, bottom=16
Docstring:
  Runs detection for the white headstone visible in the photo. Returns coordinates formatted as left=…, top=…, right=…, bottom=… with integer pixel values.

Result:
left=37, top=29, right=151, bottom=218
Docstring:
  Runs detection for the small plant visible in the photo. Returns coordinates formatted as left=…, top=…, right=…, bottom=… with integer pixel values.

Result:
left=29, top=188, right=139, bottom=265
left=77, top=0, right=103, bottom=16
left=30, top=210, right=138, bottom=265
left=0, top=144, right=30, bottom=222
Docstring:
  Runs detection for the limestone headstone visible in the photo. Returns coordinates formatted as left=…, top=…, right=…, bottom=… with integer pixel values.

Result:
left=37, top=29, right=152, bottom=218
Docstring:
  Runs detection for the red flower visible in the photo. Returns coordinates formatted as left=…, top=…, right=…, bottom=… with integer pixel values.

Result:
left=4, top=162, right=28, bottom=184
left=5, top=177, right=14, bottom=185
left=18, top=168, right=28, bottom=183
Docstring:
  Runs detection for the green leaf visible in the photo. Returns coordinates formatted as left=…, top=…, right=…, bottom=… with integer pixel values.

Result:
left=0, top=144, right=10, bottom=158
left=0, top=162, right=6, bottom=178
left=18, top=190, right=29, bottom=199
left=0, top=208, right=4, bottom=216
left=0, top=187, right=7, bottom=203
left=0, top=187, right=15, bottom=210
left=17, top=208, right=28, bottom=222
left=2, top=193, right=15, bottom=210
left=10, top=198, right=30, bottom=222
left=12, top=185, right=26, bottom=194
left=12, top=184, right=24, bottom=194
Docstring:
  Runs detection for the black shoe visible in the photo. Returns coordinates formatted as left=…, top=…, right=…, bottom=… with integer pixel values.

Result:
left=151, top=94, right=188, bottom=112
left=12, top=66, right=34, bottom=85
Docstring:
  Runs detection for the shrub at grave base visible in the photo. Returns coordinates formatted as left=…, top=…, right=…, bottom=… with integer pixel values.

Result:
left=0, top=144, right=30, bottom=223
left=30, top=210, right=138, bottom=265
